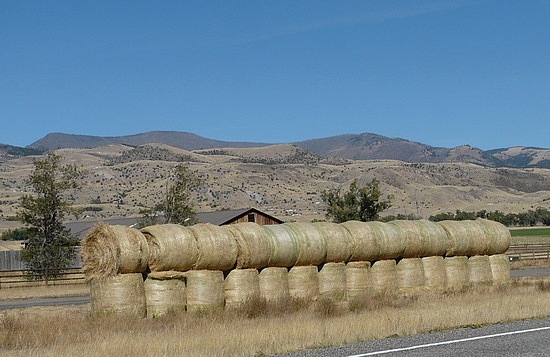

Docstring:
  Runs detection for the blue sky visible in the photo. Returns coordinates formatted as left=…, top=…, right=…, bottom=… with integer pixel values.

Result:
left=1, top=0, right=549, bottom=150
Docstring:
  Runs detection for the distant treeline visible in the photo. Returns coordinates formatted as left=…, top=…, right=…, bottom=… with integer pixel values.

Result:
left=427, top=207, right=550, bottom=227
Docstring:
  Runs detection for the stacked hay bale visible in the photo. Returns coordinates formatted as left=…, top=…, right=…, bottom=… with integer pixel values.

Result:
left=224, top=268, right=260, bottom=309
left=82, top=218, right=512, bottom=317
left=369, top=260, right=397, bottom=295
left=318, top=262, right=346, bottom=301
left=144, top=276, right=186, bottom=317
left=345, top=261, right=371, bottom=303
left=422, top=256, right=447, bottom=292
left=258, top=267, right=289, bottom=304
left=396, top=258, right=425, bottom=295
left=444, top=256, right=469, bottom=291
left=82, top=224, right=149, bottom=317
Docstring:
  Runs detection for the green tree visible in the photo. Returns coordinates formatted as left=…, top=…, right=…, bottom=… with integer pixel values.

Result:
left=17, top=152, right=82, bottom=281
left=138, top=163, right=202, bottom=228
left=321, top=179, right=392, bottom=223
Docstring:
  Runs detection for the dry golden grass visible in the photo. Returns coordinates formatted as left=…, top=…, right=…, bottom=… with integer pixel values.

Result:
left=510, top=258, right=550, bottom=270
left=0, top=284, right=88, bottom=301
left=1, top=280, right=549, bottom=357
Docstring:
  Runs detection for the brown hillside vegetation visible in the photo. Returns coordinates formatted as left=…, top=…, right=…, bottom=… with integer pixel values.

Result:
left=0, top=144, right=549, bottom=229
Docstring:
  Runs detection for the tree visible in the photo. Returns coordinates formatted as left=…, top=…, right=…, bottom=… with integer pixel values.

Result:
left=17, top=152, right=82, bottom=281
left=321, top=179, right=392, bottom=223
left=138, top=163, right=202, bottom=228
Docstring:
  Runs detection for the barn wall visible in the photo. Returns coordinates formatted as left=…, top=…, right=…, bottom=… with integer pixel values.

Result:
left=227, top=212, right=280, bottom=226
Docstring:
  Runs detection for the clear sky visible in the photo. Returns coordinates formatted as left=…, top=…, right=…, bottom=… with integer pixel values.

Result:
left=1, top=0, right=549, bottom=150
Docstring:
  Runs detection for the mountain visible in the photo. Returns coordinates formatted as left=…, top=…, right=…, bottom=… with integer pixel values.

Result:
left=28, top=131, right=271, bottom=151
left=24, top=131, right=550, bottom=169
left=0, top=144, right=44, bottom=160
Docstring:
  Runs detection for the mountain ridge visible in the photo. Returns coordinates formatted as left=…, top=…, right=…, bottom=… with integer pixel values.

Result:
left=5, top=130, right=549, bottom=169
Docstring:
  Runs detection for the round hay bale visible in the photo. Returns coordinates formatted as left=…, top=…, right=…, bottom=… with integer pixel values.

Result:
left=444, top=256, right=469, bottom=291
left=186, top=270, right=225, bottom=313
left=345, top=261, right=371, bottom=302
left=389, top=220, right=448, bottom=258
left=286, top=222, right=327, bottom=266
left=224, top=269, right=260, bottom=308
left=396, top=258, right=425, bottom=294
left=369, top=260, right=397, bottom=294
left=341, top=221, right=380, bottom=262
left=475, top=219, right=511, bottom=255
left=141, top=224, right=198, bottom=272
left=82, top=224, right=149, bottom=280
left=190, top=223, right=238, bottom=271
left=263, top=224, right=299, bottom=267
left=422, top=256, right=447, bottom=292
left=258, top=267, right=289, bottom=303
left=489, top=254, right=511, bottom=285
left=288, top=266, right=319, bottom=300
left=144, top=277, right=186, bottom=317
left=313, top=222, right=353, bottom=263
left=89, top=273, right=146, bottom=317
left=438, top=220, right=489, bottom=257
left=368, top=221, right=405, bottom=260
left=468, top=255, right=493, bottom=286
left=147, top=270, right=187, bottom=280
left=318, top=262, right=346, bottom=301
left=227, top=223, right=271, bottom=269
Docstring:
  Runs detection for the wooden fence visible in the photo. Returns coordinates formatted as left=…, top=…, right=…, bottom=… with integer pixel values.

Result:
left=507, top=243, right=550, bottom=261
left=0, top=268, right=85, bottom=289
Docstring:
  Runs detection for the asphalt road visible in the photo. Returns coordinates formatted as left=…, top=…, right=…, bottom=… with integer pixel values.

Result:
left=276, top=318, right=550, bottom=357
left=510, top=268, right=550, bottom=277
left=0, top=295, right=90, bottom=310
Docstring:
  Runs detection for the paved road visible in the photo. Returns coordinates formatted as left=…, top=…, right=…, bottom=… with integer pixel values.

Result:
left=276, top=318, right=550, bottom=357
left=0, top=295, right=90, bottom=310
left=511, top=268, right=550, bottom=277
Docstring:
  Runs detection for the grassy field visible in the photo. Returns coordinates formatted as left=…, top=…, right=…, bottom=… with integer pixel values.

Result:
left=510, top=227, right=550, bottom=245
left=1, top=280, right=549, bottom=357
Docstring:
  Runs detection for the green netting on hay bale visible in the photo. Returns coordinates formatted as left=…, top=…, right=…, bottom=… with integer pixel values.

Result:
left=313, top=222, right=353, bottom=263
left=367, top=221, right=405, bottom=260
left=263, top=224, right=299, bottom=267
left=186, top=270, right=225, bottom=313
left=89, top=273, right=146, bottom=317
left=437, top=220, right=488, bottom=257
left=227, top=223, right=271, bottom=269
left=468, top=255, right=493, bottom=286
left=224, top=269, right=261, bottom=309
left=489, top=254, right=511, bottom=285
left=82, top=224, right=150, bottom=280
left=341, top=221, right=380, bottom=262
left=318, top=262, right=346, bottom=301
left=288, top=265, right=319, bottom=300
left=396, top=258, right=425, bottom=294
left=258, top=267, right=290, bottom=303
left=369, top=260, right=397, bottom=294
left=286, top=222, right=327, bottom=266
left=144, top=277, right=186, bottom=318
left=190, top=223, right=238, bottom=271
left=422, top=256, right=447, bottom=292
left=444, top=256, right=469, bottom=291
left=389, top=220, right=448, bottom=258
left=475, top=219, right=511, bottom=255
left=345, top=261, right=371, bottom=302
left=141, top=224, right=198, bottom=272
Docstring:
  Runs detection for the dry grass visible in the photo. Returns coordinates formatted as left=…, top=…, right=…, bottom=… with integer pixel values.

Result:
left=0, top=284, right=88, bottom=301
left=1, top=280, right=549, bottom=357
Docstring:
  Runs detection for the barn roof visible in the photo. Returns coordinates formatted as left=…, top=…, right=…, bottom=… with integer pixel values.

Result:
left=196, top=207, right=283, bottom=225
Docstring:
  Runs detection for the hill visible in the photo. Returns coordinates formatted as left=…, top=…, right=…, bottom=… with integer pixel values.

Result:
left=24, top=131, right=550, bottom=169
left=0, top=143, right=548, bottom=229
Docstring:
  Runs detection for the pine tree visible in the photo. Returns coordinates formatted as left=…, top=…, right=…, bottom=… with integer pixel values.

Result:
left=17, top=152, right=82, bottom=281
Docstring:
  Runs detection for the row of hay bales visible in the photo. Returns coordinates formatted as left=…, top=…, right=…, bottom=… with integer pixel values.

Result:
left=82, top=219, right=511, bottom=317
left=82, top=219, right=510, bottom=278
left=88, top=254, right=510, bottom=318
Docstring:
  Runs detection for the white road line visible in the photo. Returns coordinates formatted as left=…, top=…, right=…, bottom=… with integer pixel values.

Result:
left=348, top=326, right=550, bottom=356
